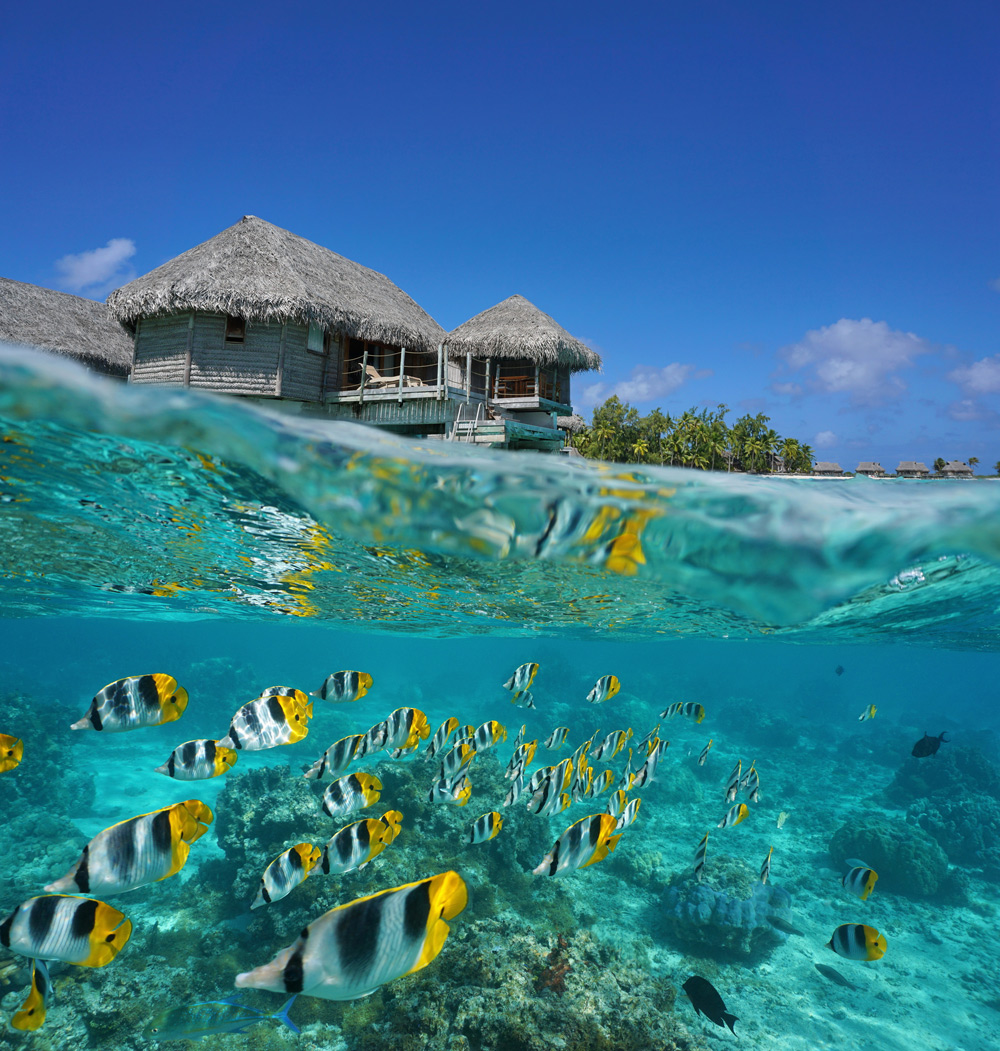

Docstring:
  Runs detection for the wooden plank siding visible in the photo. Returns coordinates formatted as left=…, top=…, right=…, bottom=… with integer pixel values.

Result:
left=130, top=314, right=191, bottom=384
left=189, top=315, right=278, bottom=395
left=280, top=323, right=325, bottom=402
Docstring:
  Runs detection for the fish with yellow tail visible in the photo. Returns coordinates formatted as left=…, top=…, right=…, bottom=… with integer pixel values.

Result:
left=591, top=728, right=631, bottom=761
left=630, top=738, right=667, bottom=789
left=544, top=726, right=569, bottom=750
left=533, top=813, right=623, bottom=876
left=427, top=717, right=460, bottom=759
left=718, top=802, right=749, bottom=828
left=0, top=894, right=131, bottom=966
left=303, top=734, right=364, bottom=781
left=511, top=690, right=536, bottom=709
left=380, top=707, right=430, bottom=752
left=428, top=773, right=472, bottom=807
left=606, top=789, right=629, bottom=819
left=46, top=800, right=213, bottom=895
left=724, top=759, right=742, bottom=803
left=698, top=739, right=713, bottom=766
left=156, top=739, right=236, bottom=780
left=219, top=691, right=312, bottom=751
left=587, top=768, right=616, bottom=797
left=468, top=811, right=503, bottom=844
left=511, top=723, right=526, bottom=751
left=525, top=778, right=571, bottom=817
left=506, top=740, right=537, bottom=780
left=252, top=844, right=321, bottom=909
left=858, top=704, right=877, bottom=722
left=11, top=960, right=51, bottom=1031
left=842, top=866, right=879, bottom=900
left=439, top=738, right=476, bottom=779
left=504, top=662, right=538, bottom=703
left=694, top=832, right=709, bottom=881
left=760, top=846, right=773, bottom=884
left=613, top=797, right=642, bottom=831
left=743, top=762, right=761, bottom=804
left=322, top=773, right=382, bottom=819
left=587, top=674, right=621, bottom=704
left=0, top=733, right=23, bottom=772
left=660, top=701, right=706, bottom=724
left=503, top=772, right=524, bottom=807
left=235, top=872, right=468, bottom=1001
left=71, top=673, right=188, bottom=732
left=635, top=724, right=660, bottom=753
left=826, top=923, right=886, bottom=961
left=320, top=812, right=402, bottom=876
left=311, top=670, right=372, bottom=703
left=470, top=720, right=507, bottom=753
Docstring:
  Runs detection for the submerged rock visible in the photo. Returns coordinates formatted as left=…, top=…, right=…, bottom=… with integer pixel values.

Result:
left=830, top=813, right=949, bottom=897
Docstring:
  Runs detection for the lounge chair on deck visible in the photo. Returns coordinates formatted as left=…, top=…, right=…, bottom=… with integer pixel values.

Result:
left=364, top=364, right=425, bottom=388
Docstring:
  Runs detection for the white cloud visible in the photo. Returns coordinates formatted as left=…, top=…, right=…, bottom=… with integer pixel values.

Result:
left=771, top=381, right=803, bottom=397
left=573, top=362, right=706, bottom=410
left=814, top=429, right=838, bottom=448
left=55, top=238, right=136, bottom=293
left=577, top=381, right=608, bottom=408
left=779, top=318, right=933, bottom=403
left=947, top=354, right=1000, bottom=395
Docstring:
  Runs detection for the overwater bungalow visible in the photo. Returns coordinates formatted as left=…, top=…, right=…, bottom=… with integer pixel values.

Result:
left=812, top=461, right=845, bottom=477
left=0, top=276, right=132, bottom=378
left=106, top=216, right=600, bottom=451
left=939, top=460, right=974, bottom=478
left=896, top=461, right=930, bottom=478
left=856, top=461, right=885, bottom=477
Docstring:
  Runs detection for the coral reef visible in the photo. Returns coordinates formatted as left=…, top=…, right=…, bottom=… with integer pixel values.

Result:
left=658, top=854, right=792, bottom=958
left=886, top=745, right=1000, bottom=807
left=829, top=813, right=949, bottom=897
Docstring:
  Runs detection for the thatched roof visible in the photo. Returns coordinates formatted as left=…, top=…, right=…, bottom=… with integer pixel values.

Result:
left=813, top=461, right=844, bottom=474
left=446, top=294, right=601, bottom=373
left=896, top=461, right=929, bottom=473
left=0, top=277, right=132, bottom=377
left=941, top=460, right=973, bottom=475
left=856, top=461, right=883, bottom=472
left=106, top=216, right=447, bottom=353
left=558, top=414, right=587, bottom=434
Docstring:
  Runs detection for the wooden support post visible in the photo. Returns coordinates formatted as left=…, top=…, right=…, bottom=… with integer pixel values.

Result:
left=485, top=359, right=491, bottom=411
left=437, top=343, right=444, bottom=399
left=398, top=346, right=405, bottom=402
left=276, top=321, right=287, bottom=398
left=182, top=313, right=194, bottom=387
left=535, top=364, right=540, bottom=399
left=360, top=348, right=368, bottom=405
left=466, top=352, right=472, bottom=403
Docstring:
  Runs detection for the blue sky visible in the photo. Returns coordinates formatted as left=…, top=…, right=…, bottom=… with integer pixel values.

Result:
left=2, top=1, right=998, bottom=468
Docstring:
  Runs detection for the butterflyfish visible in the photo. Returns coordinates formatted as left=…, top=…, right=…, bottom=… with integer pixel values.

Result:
left=544, top=726, right=569, bottom=750
left=533, top=813, right=622, bottom=876
left=606, top=789, right=629, bottom=819
left=470, top=720, right=507, bottom=753
left=614, top=796, right=642, bottom=832
left=504, top=662, right=538, bottom=699
left=698, top=739, right=713, bottom=766
left=587, top=674, right=621, bottom=704
left=694, top=832, right=709, bottom=881
left=510, top=690, right=537, bottom=709
left=502, top=772, right=524, bottom=807
left=826, top=923, right=886, bottom=961
left=0, top=894, right=131, bottom=966
left=252, top=844, right=321, bottom=909
left=380, top=707, right=430, bottom=752
left=618, top=749, right=635, bottom=791
left=71, top=674, right=188, bottom=733
left=11, top=959, right=51, bottom=1031
left=427, top=717, right=460, bottom=759
left=322, top=773, right=382, bottom=819
left=682, top=975, right=737, bottom=1034
left=745, top=764, right=760, bottom=804
left=635, top=724, right=660, bottom=752
left=428, top=773, right=472, bottom=806
left=525, top=778, right=571, bottom=817
left=46, top=799, right=213, bottom=895
left=505, top=740, right=537, bottom=780
left=0, top=733, right=23, bottom=772
left=760, top=845, right=773, bottom=884
left=718, top=803, right=748, bottom=828
left=320, top=812, right=401, bottom=876
left=155, top=739, right=236, bottom=780
left=571, top=765, right=593, bottom=803
left=660, top=702, right=706, bottom=724
left=303, top=734, right=364, bottom=781
left=587, top=768, right=616, bottom=797
left=724, top=759, right=742, bottom=803
left=439, top=738, right=476, bottom=779
left=468, top=811, right=503, bottom=844
left=236, top=871, right=468, bottom=1001
left=631, top=739, right=667, bottom=789
left=311, top=671, right=372, bottom=703
left=355, top=721, right=389, bottom=759
left=842, top=866, right=878, bottom=900
left=858, top=704, right=877, bottom=721
left=511, top=723, right=526, bottom=751
left=219, top=692, right=312, bottom=751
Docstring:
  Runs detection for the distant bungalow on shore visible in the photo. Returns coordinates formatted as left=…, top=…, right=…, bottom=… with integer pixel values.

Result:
left=2, top=216, right=601, bottom=452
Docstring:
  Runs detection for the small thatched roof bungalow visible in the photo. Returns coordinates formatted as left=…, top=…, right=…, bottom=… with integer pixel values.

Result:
left=0, top=277, right=133, bottom=377
left=447, top=294, right=601, bottom=412
left=812, top=461, right=844, bottom=477
left=940, top=460, right=974, bottom=478
left=108, top=215, right=447, bottom=401
left=856, top=461, right=885, bottom=477
left=896, top=461, right=930, bottom=478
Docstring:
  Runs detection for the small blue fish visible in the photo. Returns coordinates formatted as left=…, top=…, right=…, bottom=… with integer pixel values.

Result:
left=144, top=995, right=299, bottom=1041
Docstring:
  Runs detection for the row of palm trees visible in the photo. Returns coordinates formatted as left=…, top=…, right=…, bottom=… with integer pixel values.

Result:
left=572, top=397, right=815, bottom=472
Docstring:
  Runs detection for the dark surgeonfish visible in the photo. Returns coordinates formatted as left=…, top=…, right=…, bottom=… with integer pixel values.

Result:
left=835, top=665, right=845, bottom=676
left=682, top=975, right=737, bottom=1034
left=235, top=872, right=468, bottom=1001
left=0, top=894, right=132, bottom=966
left=145, top=995, right=300, bottom=1041
left=45, top=800, right=213, bottom=895
left=815, top=963, right=860, bottom=990
left=71, top=673, right=188, bottom=732
left=11, top=959, right=51, bottom=1031
left=912, top=731, right=949, bottom=758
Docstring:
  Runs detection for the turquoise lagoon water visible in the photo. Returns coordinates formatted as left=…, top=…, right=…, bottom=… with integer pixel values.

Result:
left=2, top=346, right=1000, bottom=1050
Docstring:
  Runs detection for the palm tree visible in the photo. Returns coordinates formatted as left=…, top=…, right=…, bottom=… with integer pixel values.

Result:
left=631, top=437, right=650, bottom=462
left=968, top=456, right=979, bottom=474
left=933, top=457, right=946, bottom=473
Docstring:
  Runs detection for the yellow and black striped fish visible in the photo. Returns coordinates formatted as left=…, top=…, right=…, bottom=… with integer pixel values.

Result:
left=694, top=832, right=709, bottom=882
left=718, top=803, right=748, bottom=828
left=427, top=717, right=460, bottom=759
left=0, top=894, right=131, bottom=966
left=613, top=797, right=642, bottom=831
left=220, top=691, right=312, bottom=751
left=11, top=959, right=51, bottom=1031
left=505, top=739, right=537, bottom=781
left=660, top=701, right=706, bottom=723
left=606, top=789, right=629, bottom=819
left=503, top=772, right=524, bottom=808
left=381, top=707, right=430, bottom=752
left=71, top=674, right=188, bottom=733
left=155, top=739, right=236, bottom=780
left=698, top=739, right=713, bottom=766
left=533, top=813, right=622, bottom=876
left=544, top=726, right=569, bottom=750
left=468, top=811, right=503, bottom=844
left=303, top=734, right=364, bottom=781
left=826, top=923, right=886, bottom=961
left=321, top=811, right=401, bottom=876
left=842, top=866, right=878, bottom=900
left=252, top=844, right=321, bottom=909
left=470, top=720, right=507, bottom=753
left=631, top=739, right=667, bottom=789
left=322, top=773, right=382, bottom=819
left=858, top=704, right=877, bottom=722
left=428, top=773, right=472, bottom=807
left=591, top=729, right=631, bottom=761
left=504, top=662, right=538, bottom=698
left=760, top=845, right=773, bottom=884
left=724, top=759, right=742, bottom=803
left=311, top=671, right=373, bottom=703
left=587, top=674, right=621, bottom=704
left=236, top=872, right=468, bottom=1001
left=45, top=800, right=213, bottom=895
left=439, top=738, right=476, bottom=780
left=0, top=733, right=23, bottom=772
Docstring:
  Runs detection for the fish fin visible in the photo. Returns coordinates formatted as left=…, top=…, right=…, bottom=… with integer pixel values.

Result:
left=723, top=1013, right=738, bottom=1034
left=272, top=994, right=300, bottom=1033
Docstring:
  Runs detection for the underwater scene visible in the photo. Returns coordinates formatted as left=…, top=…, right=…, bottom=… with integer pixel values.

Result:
left=2, top=348, right=1000, bottom=1051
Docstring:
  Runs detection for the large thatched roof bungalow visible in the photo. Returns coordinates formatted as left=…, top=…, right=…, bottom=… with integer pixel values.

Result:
left=108, top=217, right=601, bottom=450
left=939, top=460, right=974, bottom=478
left=896, top=461, right=930, bottom=478
left=855, top=461, right=885, bottom=477
left=0, top=277, right=132, bottom=377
